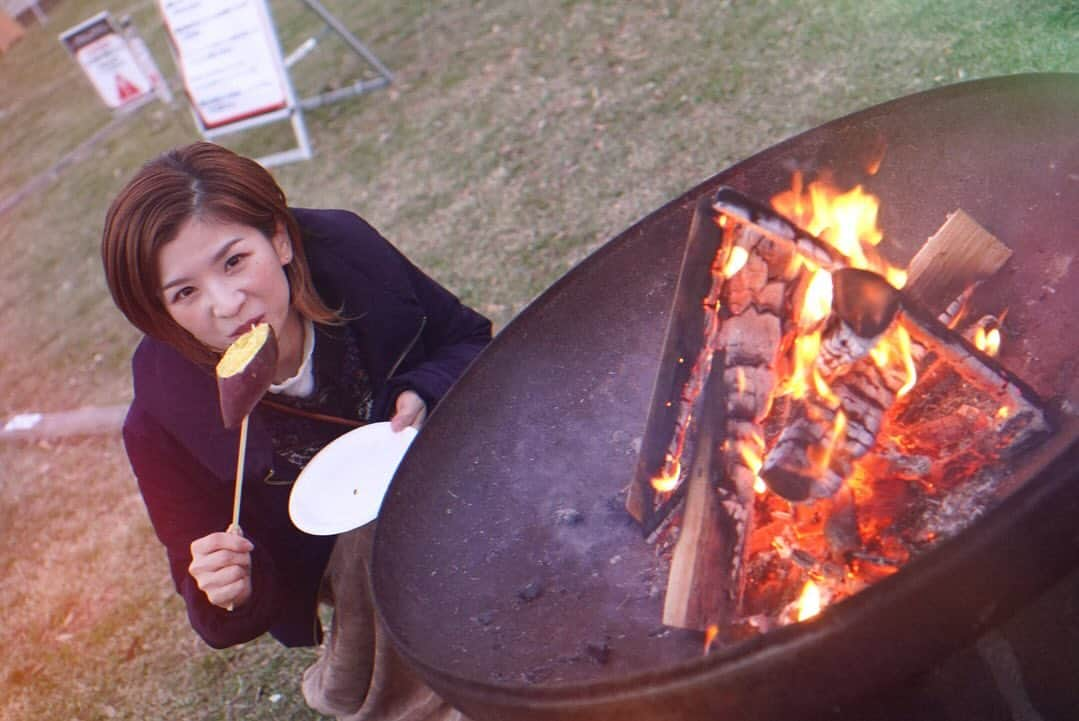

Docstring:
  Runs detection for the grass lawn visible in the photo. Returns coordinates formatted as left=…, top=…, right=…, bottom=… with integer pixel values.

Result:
left=0, top=1, right=1075, bottom=719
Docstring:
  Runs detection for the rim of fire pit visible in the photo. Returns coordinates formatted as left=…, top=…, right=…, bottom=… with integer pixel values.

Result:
left=386, top=430, right=1078, bottom=717
left=372, top=73, right=1079, bottom=721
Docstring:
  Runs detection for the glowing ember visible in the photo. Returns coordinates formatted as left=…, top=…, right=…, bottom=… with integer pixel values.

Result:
left=975, top=325, right=1002, bottom=357
left=795, top=580, right=822, bottom=622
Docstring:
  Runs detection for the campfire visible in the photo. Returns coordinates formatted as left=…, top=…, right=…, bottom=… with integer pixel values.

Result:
left=626, top=173, right=1050, bottom=642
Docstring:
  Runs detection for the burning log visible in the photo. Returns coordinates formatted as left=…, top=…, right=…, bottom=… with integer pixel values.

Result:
left=762, top=269, right=906, bottom=501
left=761, top=266, right=1049, bottom=503
left=818, top=267, right=902, bottom=375
left=627, top=194, right=793, bottom=533
left=711, top=186, right=845, bottom=272
left=762, top=349, right=911, bottom=501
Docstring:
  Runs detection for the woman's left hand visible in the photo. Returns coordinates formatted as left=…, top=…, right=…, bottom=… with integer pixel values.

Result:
left=391, top=390, right=427, bottom=431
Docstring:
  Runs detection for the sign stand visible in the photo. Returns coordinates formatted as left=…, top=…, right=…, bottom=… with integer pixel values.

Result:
left=59, top=12, right=158, bottom=112
left=293, top=0, right=393, bottom=110
left=159, top=0, right=392, bottom=168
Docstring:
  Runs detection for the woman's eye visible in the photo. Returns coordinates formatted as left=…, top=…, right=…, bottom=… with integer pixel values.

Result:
left=172, top=286, right=195, bottom=303
left=225, top=253, right=246, bottom=270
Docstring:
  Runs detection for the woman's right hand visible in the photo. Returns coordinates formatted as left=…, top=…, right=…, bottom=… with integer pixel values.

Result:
left=189, top=531, right=254, bottom=610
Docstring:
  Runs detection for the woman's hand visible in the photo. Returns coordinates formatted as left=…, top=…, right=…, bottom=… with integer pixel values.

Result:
left=189, top=531, right=254, bottom=610
left=391, top=390, right=427, bottom=431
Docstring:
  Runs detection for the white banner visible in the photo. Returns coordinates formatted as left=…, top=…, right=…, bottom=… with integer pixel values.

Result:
left=158, top=0, right=289, bottom=129
left=59, top=13, right=154, bottom=110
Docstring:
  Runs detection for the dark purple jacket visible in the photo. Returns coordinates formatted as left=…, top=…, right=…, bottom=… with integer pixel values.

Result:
left=123, top=208, right=491, bottom=648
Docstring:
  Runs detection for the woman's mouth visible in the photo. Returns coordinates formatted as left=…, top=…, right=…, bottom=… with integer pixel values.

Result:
left=230, top=316, right=265, bottom=339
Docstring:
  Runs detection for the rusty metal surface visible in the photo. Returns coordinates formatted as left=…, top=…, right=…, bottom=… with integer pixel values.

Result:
left=371, top=74, right=1079, bottom=721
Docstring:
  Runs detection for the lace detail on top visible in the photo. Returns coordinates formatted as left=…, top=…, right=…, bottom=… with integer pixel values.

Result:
left=263, top=323, right=373, bottom=476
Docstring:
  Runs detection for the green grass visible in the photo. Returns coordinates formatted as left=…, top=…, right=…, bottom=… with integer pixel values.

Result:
left=0, top=1, right=1075, bottom=719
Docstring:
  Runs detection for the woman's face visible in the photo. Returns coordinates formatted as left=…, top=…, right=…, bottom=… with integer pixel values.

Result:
left=157, top=216, right=303, bottom=379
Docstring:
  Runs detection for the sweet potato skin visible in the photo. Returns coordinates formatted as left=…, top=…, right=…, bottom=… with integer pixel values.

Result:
left=216, top=324, right=278, bottom=429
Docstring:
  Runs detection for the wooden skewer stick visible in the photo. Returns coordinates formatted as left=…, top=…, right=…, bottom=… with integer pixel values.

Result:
left=227, top=414, right=250, bottom=536
left=224, top=414, right=250, bottom=611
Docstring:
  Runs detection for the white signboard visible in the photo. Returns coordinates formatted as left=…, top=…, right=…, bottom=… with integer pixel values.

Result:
left=158, top=0, right=290, bottom=129
left=60, top=13, right=154, bottom=110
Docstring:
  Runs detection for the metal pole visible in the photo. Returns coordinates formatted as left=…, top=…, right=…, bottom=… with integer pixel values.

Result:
left=299, top=0, right=393, bottom=83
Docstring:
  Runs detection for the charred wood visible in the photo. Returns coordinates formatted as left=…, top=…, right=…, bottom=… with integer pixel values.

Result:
left=663, top=355, right=756, bottom=630
left=627, top=195, right=723, bottom=527
left=712, top=186, right=844, bottom=271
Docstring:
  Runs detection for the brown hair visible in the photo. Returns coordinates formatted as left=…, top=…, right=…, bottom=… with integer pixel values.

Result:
left=101, top=142, right=338, bottom=367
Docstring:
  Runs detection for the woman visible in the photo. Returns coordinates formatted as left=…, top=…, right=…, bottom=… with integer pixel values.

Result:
left=101, top=142, right=490, bottom=719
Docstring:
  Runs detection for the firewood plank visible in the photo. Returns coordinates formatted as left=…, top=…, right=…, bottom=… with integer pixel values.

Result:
left=627, top=195, right=723, bottom=526
left=662, top=360, right=740, bottom=629
left=903, top=209, right=1012, bottom=317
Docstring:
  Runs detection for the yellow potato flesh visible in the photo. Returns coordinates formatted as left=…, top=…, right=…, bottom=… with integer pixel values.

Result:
left=217, top=323, right=271, bottom=378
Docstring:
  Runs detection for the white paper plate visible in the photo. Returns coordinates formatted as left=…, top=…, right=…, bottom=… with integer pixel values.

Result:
left=289, top=422, right=417, bottom=535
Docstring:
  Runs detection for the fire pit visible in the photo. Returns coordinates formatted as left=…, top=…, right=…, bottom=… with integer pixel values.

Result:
left=371, top=74, right=1079, bottom=721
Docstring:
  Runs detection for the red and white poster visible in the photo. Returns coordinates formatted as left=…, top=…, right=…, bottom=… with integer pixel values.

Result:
left=157, top=0, right=290, bottom=130
left=60, top=13, right=154, bottom=110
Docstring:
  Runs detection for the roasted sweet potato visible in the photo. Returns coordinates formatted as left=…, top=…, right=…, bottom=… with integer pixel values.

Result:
left=216, top=323, right=278, bottom=429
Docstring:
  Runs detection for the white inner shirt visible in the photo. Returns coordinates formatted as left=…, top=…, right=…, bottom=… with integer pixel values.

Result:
left=268, top=318, right=316, bottom=398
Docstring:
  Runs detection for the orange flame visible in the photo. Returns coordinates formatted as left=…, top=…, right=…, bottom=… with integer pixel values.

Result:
left=772, top=175, right=879, bottom=264
left=868, top=324, right=918, bottom=397
left=895, top=325, right=917, bottom=397
left=703, top=624, right=719, bottom=653
left=740, top=436, right=764, bottom=473
left=796, top=580, right=822, bottom=622
left=974, top=325, right=1002, bottom=357
left=945, top=284, right=978, bottom=329
left=721, top=246, right=749, bottom=278
left=778, top=270, right=834, bottom=401
left=739, top=432, right=768, bottom=495
left=799, top=269, right=834, bottom=329
left=782, top=334, right=822, bottom=400
left=772, top=173, right=906, bottom=289
left=809, top=410, right=847, bottom=476
left=812, top=367, right=841, bottom=409
left=651, top=455, right=681, bottom=493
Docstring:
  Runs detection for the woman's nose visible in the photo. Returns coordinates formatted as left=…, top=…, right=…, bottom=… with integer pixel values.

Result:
left=208, top=280, right=244, bottom=319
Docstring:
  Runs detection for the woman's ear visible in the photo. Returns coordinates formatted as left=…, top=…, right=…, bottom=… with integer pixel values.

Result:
left=272, top=223, right=294, bottom=266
